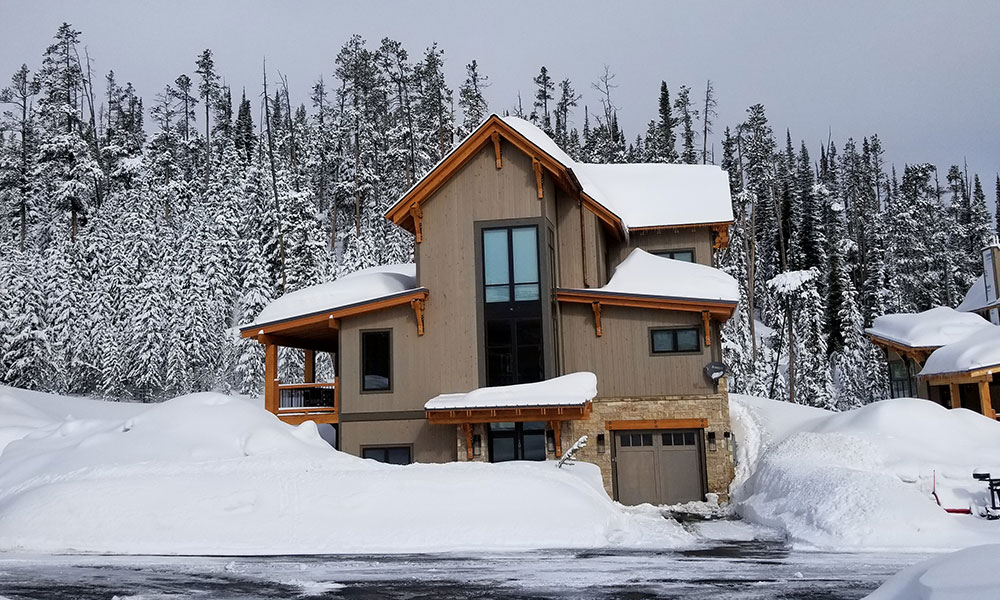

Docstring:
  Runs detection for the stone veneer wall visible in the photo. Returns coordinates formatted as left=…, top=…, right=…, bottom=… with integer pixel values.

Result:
left=452, top=379, right=736, bottom=504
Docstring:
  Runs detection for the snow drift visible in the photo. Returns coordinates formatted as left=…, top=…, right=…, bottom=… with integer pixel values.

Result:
left=867, top=544, right=1000, bottom=599
left=731, top=394, right=1000, bottom=551
left=0, top=386, right=689, bottom=555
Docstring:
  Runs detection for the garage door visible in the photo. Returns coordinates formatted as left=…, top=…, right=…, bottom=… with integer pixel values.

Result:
left=615, top=429, right=704, bottom=506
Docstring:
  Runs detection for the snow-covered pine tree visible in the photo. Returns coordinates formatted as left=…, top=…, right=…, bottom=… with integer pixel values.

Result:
left=457, top=60, right=489, bottom=138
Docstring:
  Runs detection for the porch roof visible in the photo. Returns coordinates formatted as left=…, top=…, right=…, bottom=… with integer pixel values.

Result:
left=919, top=325, right=1000, bottom=379
left=866, top=306, right=992, bottom=351
left=425, top=372, right=597, bottom=411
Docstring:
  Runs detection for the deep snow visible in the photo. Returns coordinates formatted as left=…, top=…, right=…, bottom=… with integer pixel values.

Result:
left=0, top=385, right=689, bottom=555
left=731, top=394, right=1000, bottom=551
left=866, top=543, right=1000, bottom=599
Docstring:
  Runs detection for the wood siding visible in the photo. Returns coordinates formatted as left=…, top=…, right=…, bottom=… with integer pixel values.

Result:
left=609, top=228, right=715, bottom=270
left=560, top=303, right=716, bottom=397
left=341, top=418, right=457, bottom=463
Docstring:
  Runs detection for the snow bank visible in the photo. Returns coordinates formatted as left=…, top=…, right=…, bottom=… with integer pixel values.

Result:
left=564, top=248, right=739, bottom=303
left=731, top=394, right=1000, bottom=551
left=426, top=372, right=596, bottom=410
left=250, top=263, right=418, bottom=327
left=0, top=386, right=690, bottom=555
left=865, top=307, right=991, bottom=349
left=920, top=325, right=1000, bottom=376
left=867, top=544, right=1000, bottom=599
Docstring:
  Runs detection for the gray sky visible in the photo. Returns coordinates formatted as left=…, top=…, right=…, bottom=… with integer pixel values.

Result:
left=2, top=0, right=999, bottom=206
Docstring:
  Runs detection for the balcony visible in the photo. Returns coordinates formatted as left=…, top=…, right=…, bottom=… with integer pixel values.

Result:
left=273, top=378, right=339, bottom=425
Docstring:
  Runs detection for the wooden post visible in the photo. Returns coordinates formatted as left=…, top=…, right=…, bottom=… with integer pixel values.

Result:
left=303, top=349, right=315, bottom=384
left=949, top=382, right=961, bottom=410
left=591, top=301, right=602, bottom=337
left=702, top=311, right=712, bottom=346
left=979, top=380, right=995, bottom=419
left=550, top=421, right=562, bottom=456
left=265, top=343, right=279, bottom=413
left=462, top=423, right=474, bottom=460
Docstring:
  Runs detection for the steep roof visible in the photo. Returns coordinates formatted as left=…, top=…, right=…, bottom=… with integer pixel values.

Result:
left=865, top=306, right=993, bottom=350
left=958, top=275, right=1000, bottom=313
left=385, top=114, right=733, bottom=236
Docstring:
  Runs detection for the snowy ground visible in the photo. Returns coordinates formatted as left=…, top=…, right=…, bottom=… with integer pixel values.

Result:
left=0, top=385, right=687, bottom=555
left=731, top=394, right=1000, bottom=551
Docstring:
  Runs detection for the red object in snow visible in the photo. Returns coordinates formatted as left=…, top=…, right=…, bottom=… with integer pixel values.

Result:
left=932, top=470, right=973, bottom=515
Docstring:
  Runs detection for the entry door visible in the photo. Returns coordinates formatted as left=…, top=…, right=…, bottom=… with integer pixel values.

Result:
left=482, top=226, right=543, bottom=386
left=489, top=421, right=546, bottom=462
left=615, top=430, right=704, bottom=505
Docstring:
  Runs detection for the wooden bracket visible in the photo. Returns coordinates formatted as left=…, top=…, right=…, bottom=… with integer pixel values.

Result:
left=592, top=301, right=603, bottom=337
left=408, top=202, right=424, bottom=243
left=462, top=423, right=474, bottom=460
left=491, top=131, right=502, bottom=169
left=712, top=223, right=730, bottom=249
left=532, top=158, right=543, bottom=199
left=410, top=298, right=425, bottom=336
left=549, top=421, right=562, bottom=456
left=702, top=311, right=712, bottom=346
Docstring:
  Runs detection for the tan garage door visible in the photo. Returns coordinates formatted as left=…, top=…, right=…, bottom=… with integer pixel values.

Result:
left=614, top=429, right=704, bottom=506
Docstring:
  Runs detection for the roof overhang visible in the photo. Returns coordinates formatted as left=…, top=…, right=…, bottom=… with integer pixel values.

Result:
left=865, top=332, right=939, bottom=364
left=425, top=402, right=592, bottom=425
left=556, top=288, right=737, bottom=320
left=384, top=115, right=628, bottom=239
left=628, top=220, right=733, bottom=249
left=918, top=366, right=999, bottom=384
left=240, top=288, right=429, bottom=340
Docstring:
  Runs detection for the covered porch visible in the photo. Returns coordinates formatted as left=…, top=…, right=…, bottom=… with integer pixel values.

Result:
left=918, top=325, right=1000, bottom=419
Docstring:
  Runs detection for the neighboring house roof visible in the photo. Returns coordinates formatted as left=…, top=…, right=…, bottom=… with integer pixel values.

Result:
left=425, top=372, right=597, bottom=411
left=957, top=274, right=1000, bottom=313
left=919, top=325, right=1000, bottom=378
left=865, top=306, right=992, bottom=350
left=244, top=263, right=422, bottom=330
left=385, top=114, right=734, bottom=238
left=556, top=248, right=739, bottom=318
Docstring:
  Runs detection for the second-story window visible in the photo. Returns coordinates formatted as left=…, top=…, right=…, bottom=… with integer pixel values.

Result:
left=361, top=330, right=392, bottom=392
left=650, top=327, right=700, bottom=354
left=652, top=249, right=694, bottom=262
left=483, top=227, right=540, bottom=302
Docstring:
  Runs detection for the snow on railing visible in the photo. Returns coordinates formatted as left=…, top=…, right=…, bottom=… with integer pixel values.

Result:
left=556, top=435, right=587, bottom=468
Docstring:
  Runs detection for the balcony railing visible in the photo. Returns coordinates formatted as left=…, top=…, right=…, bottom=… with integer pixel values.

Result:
left=276, top=379, right=338, bottom=421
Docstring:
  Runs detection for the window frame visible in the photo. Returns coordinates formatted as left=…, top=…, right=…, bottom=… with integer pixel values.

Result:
left=360, top=328, right=393, bottom=394
left=649, top=326, right=702, bottom=356
left=650, top=248, right=696, bottom=263
left=360, top=445, right=413, bottom=465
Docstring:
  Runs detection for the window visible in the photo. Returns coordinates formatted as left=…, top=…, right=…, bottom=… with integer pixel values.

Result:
left=488, top=421, right=547, bottom=462
left=651, top=328, right=700, bottom=354
left=662, top=432, right=697, bottom=446
left=652, top=249, right=694, bottom=263
left=889, top=360, right=911, bottom=398
left=483, top=226, right=540, bottom=302
left=361, top=330, right=391, bottom=392
left=619, top=433, right=654, bottom=447
left=362, top=446, right=411, bottom=465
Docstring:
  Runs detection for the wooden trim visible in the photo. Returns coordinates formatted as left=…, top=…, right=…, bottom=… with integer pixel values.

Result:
left=549, top=420, right=562, bottom=455
left=243, top=290, right=429, bottom=340
left=264, top=344, right=279, bottom=413
left=278, top=412, right=339, bottom=426
left=922, top=371, right=994, bottom=386
left=580, top=192, right=627, bottom=239
left=277, top=405, right=338, bottom=414
left=277, top=381, right=336, bottom=390
left=979, top=380, right=995, bottom=419
left=712, top=223, right=730, bottom=250
left=410, top=298, right=426, bottom=336
left=950, top=383, right=961, bottom=409
left=591, top=301, right=603, bottom=337
left=557, top=289, right=736, bottom=319
left=605, top=418, right=708, bottom=431
left=628, top=220, right=734, bottom=233
left=409, top=202, right=423, bottom=243
left=533, top=158, right=544, bottom=199
left=303, top=349, right=315, bottom=383
left=255, top=334, right=337, bottom=352
left=702, top=311, right=712, bottom=346
left=491, top=131, right=502, bottom=168
left=462, top=423, right=474, bottom=460
left=866, top=333, right=936, bottom=365
left=425, top=403, right=592, bottom=425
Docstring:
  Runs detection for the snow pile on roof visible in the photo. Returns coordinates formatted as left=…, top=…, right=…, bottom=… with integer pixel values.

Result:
left=0, top=385, right=691, bottom=554
left=426, top=372, right=597, bottom=410
left=920, top=325, right=1000, bottom=376
left=250, top=263, right=418, bottom=327
left=730, top=393, right=1000, bottom=551
left=867, top=544, right=1000, bottom=599
left=957, top=274, right=1000, bottom=313
left=498, top=116, right=734, bottom=229
left=865, top=306, right=992, bottom=348
left=565, top=248, right=739, bottom=303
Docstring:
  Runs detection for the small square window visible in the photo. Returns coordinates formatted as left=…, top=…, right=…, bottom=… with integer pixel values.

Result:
left=684, top=432, right=695, bottom=446
left=641, top=433, right=653, bottom=446
left=662, top=433, right=673, bottom=446
left=620, top=435, right=631, bottom=447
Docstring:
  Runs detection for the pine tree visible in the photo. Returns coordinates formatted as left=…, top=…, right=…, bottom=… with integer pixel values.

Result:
left=458, top=60, right=489, bottom=137
left=673, top=85, right=698, bottom=164
left=531, top=66, right=554, bottom=134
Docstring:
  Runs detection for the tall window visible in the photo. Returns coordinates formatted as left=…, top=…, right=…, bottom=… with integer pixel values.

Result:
left=361, top=330, right=391, bottom=392
left=889, top=360, right=911, bottom=398
left=482, top=225, right=543, bottom=386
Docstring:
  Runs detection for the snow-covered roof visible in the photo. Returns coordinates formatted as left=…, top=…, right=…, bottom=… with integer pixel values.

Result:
left=498, top=116, right=734, bottom=229
left=957, top=275, right=1000, bottom=313
left=919, top=325, right=1000, bottom=376
left=425, top=372, right=597, bottom=411
left=865, top=307, right=992, bottom=349
left=248, top=264, right=419, bottom=327
left=561, top=248, right=740, bottom=304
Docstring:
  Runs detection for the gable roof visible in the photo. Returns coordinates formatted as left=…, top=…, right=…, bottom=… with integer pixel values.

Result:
left=385, top=114, right=734, bottom=238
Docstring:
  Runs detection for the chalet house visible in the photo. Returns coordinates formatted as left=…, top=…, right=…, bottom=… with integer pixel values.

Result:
left=240, top=114, right=739, bottom=506
left=867, top=243, right=1000, bottom=417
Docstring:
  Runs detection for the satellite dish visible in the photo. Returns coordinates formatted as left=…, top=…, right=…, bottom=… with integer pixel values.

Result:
left=704, top=362, right=727, bottom=382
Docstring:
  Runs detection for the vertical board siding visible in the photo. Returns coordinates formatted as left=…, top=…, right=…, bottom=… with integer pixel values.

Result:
left=610, top=228, right=715, bottom=270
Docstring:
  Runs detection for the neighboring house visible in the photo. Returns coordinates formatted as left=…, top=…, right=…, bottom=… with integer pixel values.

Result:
left=240, top=114, right=739, bottom=505
left=867, top=243, right=1000, bottom=417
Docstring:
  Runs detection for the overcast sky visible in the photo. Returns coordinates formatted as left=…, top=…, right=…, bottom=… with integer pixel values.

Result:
left=2, top=0, right=998, bottom=203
